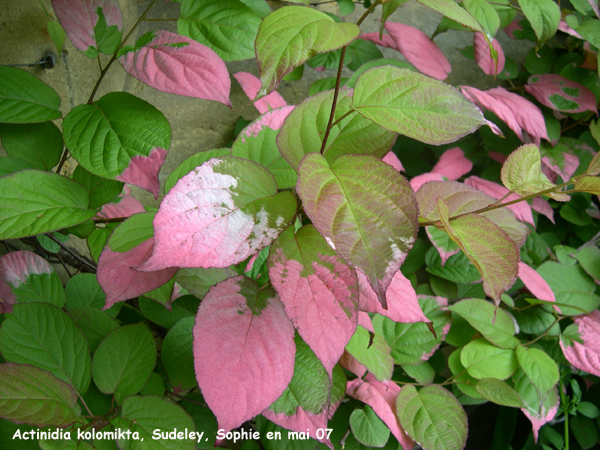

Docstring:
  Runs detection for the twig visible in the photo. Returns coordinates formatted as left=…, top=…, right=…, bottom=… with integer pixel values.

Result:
left=45, top=234, right=97, bottom=271
left=330, top=109, right=356, bottom=128
left=88, top=0, right=159, bottom=104
left=55, top=148, right=69, bottom=174
left=54, top=252, right=72, bottom=278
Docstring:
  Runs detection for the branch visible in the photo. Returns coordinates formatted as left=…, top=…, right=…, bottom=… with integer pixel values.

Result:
left=45, top=234, right=97, bottom=271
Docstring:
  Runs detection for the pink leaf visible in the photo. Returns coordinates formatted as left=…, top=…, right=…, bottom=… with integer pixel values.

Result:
left=382, top=151, right=404, bottom=172
left=504, top=19, right=522, bottom=39
left=522, top=391, right=559, bottom=443
left=358, top=270, right=429, bottom=324
left=268, top=225, right=358, bottom=375
left=119, top=30, right=231, bottom=106
left=233, top=72, right=288, bottom=114
left=137, top=157, right=296, bottom=272
left=0, top=250, right=53, bottom=307
left=363, top=22, right=451, bottom=80
left=560, top=310, right=600, bottom=377
left=96, top=188, right=145, bottom=219
left=525, top=74, right=598, bottom=114
left=465, top=176, right=534, bottom=225
left=194, top=276, right=295, bottom=433
left=51, top=0, right=122, bottom=54
left=347, top=374, right=415, bottom=450
left=489, top=150, right=507, bottom=164
left=410, top=172, right=445, bottom=192
left=558, top=20, right=583, bottom=39
left=474, top=33, right=505, bottom=76
left=261, top=409, right=332, bottom=448
left=240, top=105, right=295, bottom=139
left=114, top=148, right=167, bottom=200
left=531, top=197, right=555, bottom=223
left=431, top=147, right=473, bottom=180
left=339, top=350, right=367, bottom=378
left=518, top=262, right=555, bottom=303
left=462, top=86, right=522, bottom=139
left=541, top=153, right=579, bottom=183
left=425, top=226, right=460, bottom=264
left=97, top=238, right=178, bottom=307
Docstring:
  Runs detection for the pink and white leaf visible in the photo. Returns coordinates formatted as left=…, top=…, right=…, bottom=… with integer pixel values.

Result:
left=51, top=0, right=122, bottom=53
left=431, top=147, right=473, bottom=180
left=261, top=409, right=332, bottom=448
left=0, top=251, right=53, bottom=307
left=268, top=225, right=358, bottom=375
left=518, top=262, right=556, bottom=303
left=410, top=173, right=445, bottom=192
left=137, top=157, right=295, bottom=272
left=382, top=151, right=404, bottom=172
left=531, top=197, right=555, bottom=223
left=115, top=148, right=167, bottom=200
left=358, top=270, right=429, bottom=324
left=240, top=105, right=295, bottom=139
left=119, top=30, right=231, bottom=106
left=97, top=238, right=178, bottom=308
left=233, top=72, right=287, bottom=114
left=524, top=74, right=598, bottom=114
left=347, top=374, right=415, bottom=450
left=465, top=176, right=534, bottom=225
left=560, top=310, right=600, bottom=378
left=474, top=33, right=505, bottom=76
left=194, top=276, right=295, bottom=433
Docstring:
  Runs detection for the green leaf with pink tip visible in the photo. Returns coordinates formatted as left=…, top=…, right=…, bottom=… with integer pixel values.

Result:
left=296, top=153, right=418, bottom=308
left=277, top=89, right=396, bottom=171
left=63, top=92, right=171, bottom=199
left=256, top=6, right=360, bottom=96
left=437, top=198, right=519, bottom=305
left=352, top=66, right=501, bottom=145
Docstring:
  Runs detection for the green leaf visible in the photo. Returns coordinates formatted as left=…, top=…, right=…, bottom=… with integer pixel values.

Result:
left=0, top=303, right=91, bottom=394
left=461, top=338, right=518, bottom=380
left=491, top=0, right=516, bottom=28
left=62, top=92, right=170, bottom=181
left=270, top=334, right=330, bottom=415
left=426, top=250, right=482, bottom=284
left=402, top=362, right=435, bottom=384
left=92, top=323, right=157, bottom=405
left=239, top=0, right=272, bottom=18
left=139, top=372, right=165, bottom=397
left=396, top=385, right=468, bottom=450
left=573, top=245, right=600, bottom=282
left=345, top=40, right=383, bottom=72
left=178, top=0, right=262, bottom=61
left=449, top=299, right=519, bottom=348
left=255, top=6, right=360, bottom=96
left=67, top=307, right=119, bottom=353
left=308, top=77, right=340, bottom=96
left=0, top=122, right=63, bottom=171
left=515, top=345, right=558, bottom=395
left=106, top=212, right=155, bottom=253
left=307, top=49, right=342, bottom=71
left=513, top=307, right=559, bottom=337
left=0, top=157, right=32, bottom=177
left=114, top=396, right=195, bottom=450
left=64, top=273, right=121, bottom=318
left=517, top=0, right=560, bottom=44
left=464, top=0, right=501, bottom=39
left=345, top=325, right=394, bottom=382
left=501, top=144, right=567, bottom=201
left=72, top=166, right=124, bottom=210
left=0, top=419, right=40, bottom=450
left=416, top=0, right=485, bottom=33
left=350, top=405, right=390, bottom=447
left=337, top=0, right=355, bottom=15
left=143, top=278, right=176, bottom=308
left=282, top=64, right=304, bottom=81
left=0, top=363, right=80, bottom=427
left=381, top=0, right=410, bottom=32
left=577, top=401, right=600, bottom=419
left=437, top=199, right=519, bottom=305
left=575, top=19, right=600, bottom=49
left=345, top=58, right=417, bottom=89
left=93, top=6, right=122, bottom=55
left=165, top=148, right=230, bottom=193
left=537, top=261, right=600, bottom=315
left=47, top=21, right=66, bottom=58
left=570, top=414, right=599, bottom=450
left=138, top=295, right=200, bottom=329
left=278, top=89, right=396, bottom=170
left=0, top=170, right=96, bottom=239
left=448, top=349, right=483, bottom=399
left=297, top=153, right=418, bottom=305
left=176, top=267, right=239, bottom=299
left=575, top=176, right=600, bottom=195
left=475, top=378, right=525, bottom=408
left=87, top=226, right=114, bottom=264
left=372, top=296, right=451, bottom=365
left=162, top=317, right=196, bottom=390
left=0, top=66, right=61, bottom=123
left=3, top=258, right=64, bottom=308
left=353, top=66, right=496, bottom=145
left=179, top=393, right=218, bottom=448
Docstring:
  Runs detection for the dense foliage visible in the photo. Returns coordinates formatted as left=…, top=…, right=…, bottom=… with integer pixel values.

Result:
left=1, top=0, right=600, bottom=449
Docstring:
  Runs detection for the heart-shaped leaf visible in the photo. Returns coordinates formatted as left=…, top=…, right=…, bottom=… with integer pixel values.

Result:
left=353, top=66, right=499, bottom=145
left=461, top=338, right=518, bottom=379
left=138, top=157, right=296, bottom=272
left=194, top=276, right=295, bottom=432
left=268, top=225, right=358, bottom=375
left=297, top=153, right=418, bottom=307
left=517, top=0, right=559, bottom=44
left=119, top=30, right=231, bottom=105
left=256, top=6, right=360, bottom=96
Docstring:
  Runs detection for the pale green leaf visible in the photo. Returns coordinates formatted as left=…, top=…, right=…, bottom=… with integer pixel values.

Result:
left=256, top=6, right=360, bottom=96
left=0, top=170, right=96, bottom=239
left=464, top=0, right=501, bottom=39
left=47, top=21, right=66, bottom=58
left=353, top=66, right=496, bottom=145
left=402, top=362, right=435, bottom=384
left=345, top=326, right=394, bottom=382
left=0, top=67, right=61, bottom=123
left=350, top=405, right=390, bottom=447
left=416, top=0, right=484, bottom=33
left=517, top=0, right=560, bottom=44
left=515, top=345, right=559, bottom=395
left=575, top=176, right=600, bottom=195
left=475, top=378, right=525, bottom=408
left=461, top=338, right=518, bottom=380
left=0, top=363, right=80, bottom=427
left=448, top=349, right=482, bottom=399
left=396, top=385, right=468, bottom=450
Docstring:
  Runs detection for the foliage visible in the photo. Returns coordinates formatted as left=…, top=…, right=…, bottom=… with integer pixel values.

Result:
left=1, top=0, right=600, bottom=449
